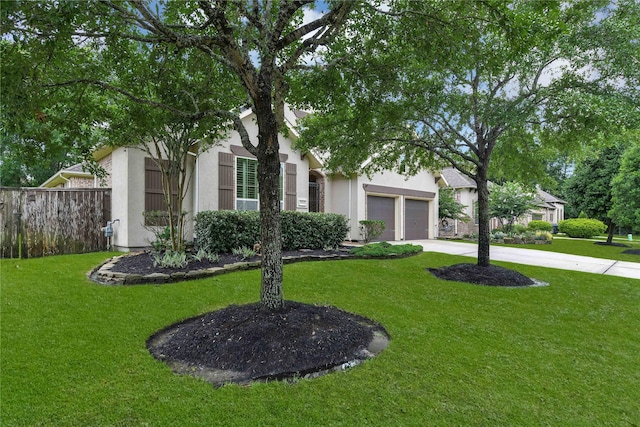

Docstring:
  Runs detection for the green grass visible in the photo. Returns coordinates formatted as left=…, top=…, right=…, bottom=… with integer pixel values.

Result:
left=497, top=237, right=640, bottom=262
left=2, top=252, right=639, bottom=426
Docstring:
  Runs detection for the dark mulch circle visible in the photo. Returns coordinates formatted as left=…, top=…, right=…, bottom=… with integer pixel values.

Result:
left=147, top=301, right=389, bottom=387
left=427, top=263, right=537, bottom=287
left=594, top=241, right=631, bottom=248
left=622, top=249, right=640, bottom=255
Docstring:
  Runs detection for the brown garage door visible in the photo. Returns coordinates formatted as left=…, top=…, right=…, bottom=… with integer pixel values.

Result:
left=367, top=196, right=395, bottom=241
left=405, top=199, right=429, bottom=240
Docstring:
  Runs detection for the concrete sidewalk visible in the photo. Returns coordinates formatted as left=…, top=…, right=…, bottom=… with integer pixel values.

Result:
left=404, top=240, right=640, bottom=280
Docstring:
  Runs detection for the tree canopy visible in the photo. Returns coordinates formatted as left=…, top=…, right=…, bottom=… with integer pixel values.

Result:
left=296, top=0, right=640, bottom=267
left=2, top=0, right=357, bottom=310
left=610, top=135, right=640, bottom=232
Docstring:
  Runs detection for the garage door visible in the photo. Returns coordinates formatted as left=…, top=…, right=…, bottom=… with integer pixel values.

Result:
left=405, top=199, right=429, bottom=240
left=367, top=196, right=395, bottom=241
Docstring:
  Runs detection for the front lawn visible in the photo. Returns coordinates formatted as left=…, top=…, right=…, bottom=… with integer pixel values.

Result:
left=2, top=252, right=639, bottom=426
left=498, top=237, right=640, bottom=262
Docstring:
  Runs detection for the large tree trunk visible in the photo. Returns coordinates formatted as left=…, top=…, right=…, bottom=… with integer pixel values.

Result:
left=476, top=166, right=491, bottom=267
left=255, top=100, right=284, bottom=311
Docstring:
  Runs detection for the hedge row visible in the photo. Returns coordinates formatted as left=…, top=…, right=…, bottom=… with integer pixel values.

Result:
left=194, top=210, right=349, bottom=254
left=558, top=218, right=606, bottom=239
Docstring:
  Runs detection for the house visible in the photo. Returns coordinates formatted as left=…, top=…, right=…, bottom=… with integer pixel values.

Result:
left=523, top=188, right=566, bottom=227
left=42, top=104, right=443, bottom=250
left=437, top=167, right=565, bottom=237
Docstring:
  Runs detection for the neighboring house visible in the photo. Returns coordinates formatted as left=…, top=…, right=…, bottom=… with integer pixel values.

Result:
left=437, top=167, right=565, bottom=237
left=523, top=188, right=566, bottom=227
left=42, top=104, right=443, bottom=250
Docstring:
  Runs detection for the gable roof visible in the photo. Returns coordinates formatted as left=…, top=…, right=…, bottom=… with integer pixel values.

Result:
left=441, top=167, right=477, bottom=189
left=536, top=187, right=566, bottom=205
left=40, top=163, right=93, bottom=188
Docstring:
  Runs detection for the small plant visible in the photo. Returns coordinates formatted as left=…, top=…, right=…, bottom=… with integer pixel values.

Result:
left=232, top=246, right=256, bottom=260
left=152, top=250, right=188, bottom=269
left=359, top=220, right=386, bottom=244
left=192, top=248, right=220, bottom=263
left=492, top=231, right=506, bottom=240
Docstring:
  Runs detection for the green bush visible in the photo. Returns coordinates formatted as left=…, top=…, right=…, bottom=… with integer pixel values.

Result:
left=528, top=220, right=553, bottom=232
left=349, top=242, right=423, bottom=257
left=280, top=211, right=349, bottom=250
left=359, top=220, right=386, bottom=243
left=195, top=210, right=349, bottom=253
left=195, top=210, right=261, bottom=254
left=558, top=218, right=606, bottom=238
left=512, top=224, right=528, bottom=234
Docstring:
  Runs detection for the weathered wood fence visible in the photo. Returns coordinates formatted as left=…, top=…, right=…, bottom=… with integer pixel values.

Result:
left=0, top=187, right=111, bottom=258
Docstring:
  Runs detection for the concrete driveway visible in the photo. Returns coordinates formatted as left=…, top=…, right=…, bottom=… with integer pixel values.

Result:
left=403, top=239, right=640, bottom=280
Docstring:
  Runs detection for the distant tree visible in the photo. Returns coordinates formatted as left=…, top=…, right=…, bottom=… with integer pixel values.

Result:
left=610, top=138, right=640, bottom=232
left=562, top=143, right=626, bottom=243
left=438, top=187, right=470, bottom=225
left=488, top=182, right=537, bottom=233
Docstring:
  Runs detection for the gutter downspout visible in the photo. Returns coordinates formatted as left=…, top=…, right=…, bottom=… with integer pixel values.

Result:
left=188, top=151, right=198, bottom=240
left=348, top=177, right=352, bottom=241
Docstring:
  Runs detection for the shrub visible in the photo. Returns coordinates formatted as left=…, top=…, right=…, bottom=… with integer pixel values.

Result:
left=349, top=242, right=423, bottom=257
left=359, top=220, right=386, bottom=243
left=281, top=211, right=349, bottom=250
left=534, top=231, right=553, bottom=241
left=512, top=224, right=528, bottom=234
left=195, top=210, right=260, bottom=254
left=195, top=210, right=349, bottom=253
left=491, top=231, right=506, bottom=240
left=558, top=218, right=607, bottom=238
left=528, top=220, right=553, bottom=232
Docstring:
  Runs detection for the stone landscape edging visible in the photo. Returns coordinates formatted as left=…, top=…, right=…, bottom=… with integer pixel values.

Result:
left=89, top=251, right=418, bottom=285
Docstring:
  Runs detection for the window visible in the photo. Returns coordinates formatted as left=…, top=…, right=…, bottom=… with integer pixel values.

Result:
left=474, top=201, right=479, bottom=225
left=235, top=157, right=284, bottom=211
left=236, top=157, right=259, bottom=211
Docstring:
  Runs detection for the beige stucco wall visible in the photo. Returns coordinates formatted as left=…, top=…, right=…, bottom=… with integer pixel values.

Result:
left=196, top=107, right=310, bottom=214
left=111, top=146, right=195, bottom=251
left=327, top=169, right=440, bottom=241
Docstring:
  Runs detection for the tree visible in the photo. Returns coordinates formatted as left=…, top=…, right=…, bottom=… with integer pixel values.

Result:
left=438, top=187, right=469, bottom=225
left=3, top=1, right=356, bottom=311
left=562, top=143, right=626, bottom=242
left=488, top=182, right=536, bottom=233
left=297, top=0, right=640, bottom=267
left=0, top=39, right=108, bottom=187
left=610, top=137, right=640, bottom=232
left=104, top=45, right=240, bottom=253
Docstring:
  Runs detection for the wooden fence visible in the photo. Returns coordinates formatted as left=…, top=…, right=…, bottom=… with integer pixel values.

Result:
left=0, top=187, right=111, bottom=258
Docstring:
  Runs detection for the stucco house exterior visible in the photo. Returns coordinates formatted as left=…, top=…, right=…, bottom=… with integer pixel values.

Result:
left=437, top=167, right=565, bottom=237
left=42, top=105, right=443, bottom=250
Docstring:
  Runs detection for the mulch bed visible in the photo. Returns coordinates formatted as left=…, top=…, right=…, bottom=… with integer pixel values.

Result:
left=427, top=263, right=537, bottom=287
left=112, top=249, right=541, bottom=386
left=147, top=301, right=389, bottom=387
left=594, top=241, right=631, bottom=248
left=110, top=248, right=349, bottom=276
